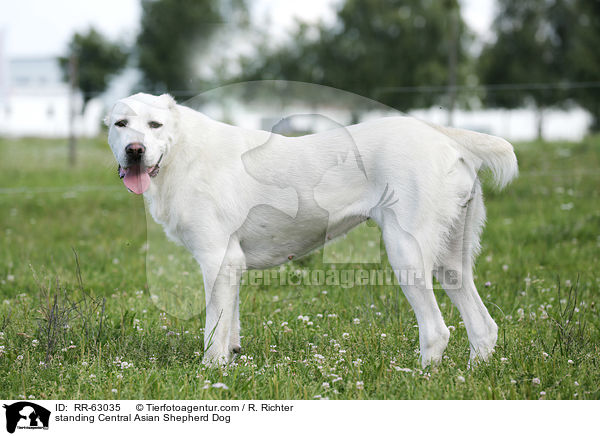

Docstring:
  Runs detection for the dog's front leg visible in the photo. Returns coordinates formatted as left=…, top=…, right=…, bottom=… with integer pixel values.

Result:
left=229, top=285, right=241, bottom=354
left=201, top=237, right=246, bottom=366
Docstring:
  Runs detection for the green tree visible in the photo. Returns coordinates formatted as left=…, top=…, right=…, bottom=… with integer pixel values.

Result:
left=136, top=0, right=246, bottom=94
left=235, top=0, right=471, bottom=115
left=567, top=0, right=600, bottom=130
left=478, top=0, right=573, bottom=139
left=59, top=28, right=128, bottom=107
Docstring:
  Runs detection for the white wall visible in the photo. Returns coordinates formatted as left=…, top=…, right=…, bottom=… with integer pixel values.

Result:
left=200, top=99, right=593, bottom=142
left=410, top=107, right=592, bottom=142
left=0, top=92, right=103, bottom=138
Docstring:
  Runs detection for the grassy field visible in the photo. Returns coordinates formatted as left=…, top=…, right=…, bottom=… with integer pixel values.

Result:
left=0, top=134, right=598, bottom=400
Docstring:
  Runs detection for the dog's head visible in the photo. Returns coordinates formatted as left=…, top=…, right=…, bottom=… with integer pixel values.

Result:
left=105, top=93, right=178, bottom=194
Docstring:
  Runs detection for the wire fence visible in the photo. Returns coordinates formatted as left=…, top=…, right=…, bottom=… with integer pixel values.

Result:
left=59, top=80, right=600, bottom=101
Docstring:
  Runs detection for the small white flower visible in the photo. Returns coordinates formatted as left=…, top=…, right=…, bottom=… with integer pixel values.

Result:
left=356, top=381, right=364, bottom=390
left=82, top=361, right=88, bottom=366
left=17, top=355, right=23, bottom=360
left=532, top=377, right=541, bottom=385
left=111, top=388, right=118, bottom=394
left=380, top=333, right=387, bottom=338
left=502, top=264, right=509, bottom=271
left=28, top=395, right=35, bottom=399
left=31, top=339, right=39, bottom=347
left=574, top=381, right=579, bottom=387
left=448, top=325, right=456, bottom=332
left=540, top=391, right=546, bottom=396
left=89, top=374, right=96, bottom=379
left=353, top=318, right=360, bottom=324
left=510, top=379, right=517, bottom=384
left=322, top=382, right=330, bottom=389
left=500, top=357, right=508, bottom=362
left=342, top=332, right=350, bottom=339
left=394, top=367, right=412, bottom=373
left=457, top=376, right=465, bottom=383
left=212, top=382, right=229, bottom=390
left=542, top=352, right=549, bottom=358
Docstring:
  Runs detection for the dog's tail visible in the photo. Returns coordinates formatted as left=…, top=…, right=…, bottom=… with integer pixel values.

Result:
left=430, top=124, right=518, bottom=189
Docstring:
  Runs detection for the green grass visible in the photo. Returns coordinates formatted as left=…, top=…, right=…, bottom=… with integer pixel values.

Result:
left=0, top=135, right=599, bottom=400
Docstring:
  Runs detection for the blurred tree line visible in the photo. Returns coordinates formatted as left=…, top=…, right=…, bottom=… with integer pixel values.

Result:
left=479, top=0, right=600, bottom=134
left=60, top=0, right=600, bottom=133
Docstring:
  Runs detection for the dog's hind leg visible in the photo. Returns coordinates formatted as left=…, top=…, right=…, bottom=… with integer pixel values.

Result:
left=435, top=183, right=498, bottom=364
left=373, top=207, right=449, bottom=367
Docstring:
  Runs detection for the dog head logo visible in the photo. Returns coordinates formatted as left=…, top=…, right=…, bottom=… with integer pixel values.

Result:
left=2, top=402, right=50, bottom=433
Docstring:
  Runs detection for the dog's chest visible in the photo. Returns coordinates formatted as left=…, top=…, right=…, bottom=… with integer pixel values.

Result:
left=145, top=188, right=185, bottom=246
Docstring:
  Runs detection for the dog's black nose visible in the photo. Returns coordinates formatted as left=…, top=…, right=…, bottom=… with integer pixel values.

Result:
left=125, top=143, right=145, bottom=159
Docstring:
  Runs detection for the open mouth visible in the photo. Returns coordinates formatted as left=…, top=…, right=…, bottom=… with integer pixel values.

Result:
left=118, top=154, right=163, bottom=195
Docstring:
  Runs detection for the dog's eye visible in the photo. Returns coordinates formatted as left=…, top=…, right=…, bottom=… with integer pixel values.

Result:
left=148, top=121, right=163, bottom=129
left=114, top=119, right=128, bottom=128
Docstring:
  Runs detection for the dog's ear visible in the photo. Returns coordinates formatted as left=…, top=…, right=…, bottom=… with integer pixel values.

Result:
left=159, top=93, right=177, bottom=110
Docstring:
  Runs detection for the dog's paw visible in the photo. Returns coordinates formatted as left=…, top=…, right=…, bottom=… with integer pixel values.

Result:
left=202, top=344, right=243, bottom=367
left=467, top=323, right=498, bottom=367
left=202, top=354, right=231, bottom=368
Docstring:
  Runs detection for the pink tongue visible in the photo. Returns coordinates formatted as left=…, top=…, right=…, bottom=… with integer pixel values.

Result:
left=123, top=164, right=150, bottom=194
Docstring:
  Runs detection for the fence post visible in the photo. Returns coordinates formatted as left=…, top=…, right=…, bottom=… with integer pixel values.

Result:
left=68, top=53, right=78, bottom=166
left=446, top=0, right=458, bottom=127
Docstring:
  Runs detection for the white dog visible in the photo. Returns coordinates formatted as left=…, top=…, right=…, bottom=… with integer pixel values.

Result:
left=105, top=93, right=518, bottom=367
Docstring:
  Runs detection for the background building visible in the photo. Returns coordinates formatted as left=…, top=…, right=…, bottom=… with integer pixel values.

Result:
left=0, top=42, right=102, bottom=138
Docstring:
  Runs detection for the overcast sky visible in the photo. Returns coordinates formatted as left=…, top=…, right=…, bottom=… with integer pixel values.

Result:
left=0, top=0, right=495, bottom=58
